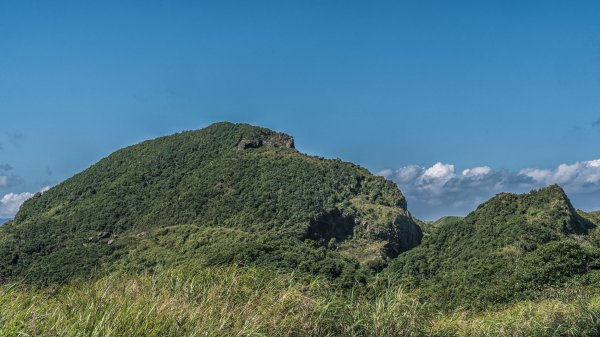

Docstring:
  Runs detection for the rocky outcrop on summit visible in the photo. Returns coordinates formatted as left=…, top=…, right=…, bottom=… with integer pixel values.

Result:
left=236, top=132, right=294, bottom=150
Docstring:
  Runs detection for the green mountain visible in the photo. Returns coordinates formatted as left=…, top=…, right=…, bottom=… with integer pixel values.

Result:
left=3, top=122, right=600, bottom=335
left=386, top=185, right=600, bottom=309
left=430, top=215, right=463, bottom=227
left=0, top=122, right=422, bottom=285
left=579, top=209, right=600, bottom=227
left=419, top=215, right=464, bottom=235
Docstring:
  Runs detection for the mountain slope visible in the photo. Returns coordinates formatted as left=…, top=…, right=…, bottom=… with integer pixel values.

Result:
left=386, top=185, right=600, bottom=309
left=0, top=122, right=422, bottom=285
left=419, top=215, right=463, bottom=235
left=579, top=209, right=600, bottom=227
left=430, top=215, right=463, bottom=228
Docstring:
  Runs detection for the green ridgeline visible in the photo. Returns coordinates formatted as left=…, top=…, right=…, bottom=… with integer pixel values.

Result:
left=418, top=215, right=464, bottom=235
left=2, top=122, right=600, bottom=335
left=386, top=185, right=600, bottom=309
left=0, top=122, right=422, bottom=286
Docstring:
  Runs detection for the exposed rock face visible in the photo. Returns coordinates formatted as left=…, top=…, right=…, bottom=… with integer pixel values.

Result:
left=264, top=133, right=295, bottom=149
left=237, top=139, right=262, bottom=150
left=391, top=212, right=423, bottom=257
left=305, top=200, right=423, bottom=271
left=237, top=132, right=295, bottom=150
left=306, top=209, right=356, bottom=242
left=97, top=231, right=111, bottom=238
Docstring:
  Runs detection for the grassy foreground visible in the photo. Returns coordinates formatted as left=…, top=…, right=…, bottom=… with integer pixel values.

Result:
left=1, top=265, right=599, bottom=337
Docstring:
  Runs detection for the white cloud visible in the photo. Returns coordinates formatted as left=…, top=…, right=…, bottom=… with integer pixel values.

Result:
left=423, top=162, right=455, bottom=181
left=378, top=169, right=394, bottom=179
left=0, top=186, right=51, bottom=218
left=380, top=159, right=600, bottom=220
left=462, top=166, right=492, bottom=177
left=0, top=192, right=34, bottom=218
left=0, top=176, right=7, bottom=187
left=519, top=159, right=600, bottom=191
left=392, top=165, right=422, bottom=182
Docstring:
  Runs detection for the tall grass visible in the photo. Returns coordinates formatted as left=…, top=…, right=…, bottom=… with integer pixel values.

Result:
left=1, top=266, right=599, bottom=336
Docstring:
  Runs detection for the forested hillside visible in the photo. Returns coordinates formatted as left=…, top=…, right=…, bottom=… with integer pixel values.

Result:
left=1, top=123, right=599, bottom=336
left=387, top=185, right=600, bottom=309
left=0, top=122, right=421, bottom=285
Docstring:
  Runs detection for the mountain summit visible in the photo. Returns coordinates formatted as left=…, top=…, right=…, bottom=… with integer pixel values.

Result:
left=0, top=122, right=422, bottom=284
left=388, top=184, right=599, bottom=308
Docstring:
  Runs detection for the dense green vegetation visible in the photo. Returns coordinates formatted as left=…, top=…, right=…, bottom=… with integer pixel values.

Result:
left=0, top=122, right=421, bottom=285
left=1, top=122, right=600, bottom=335
left=2, top=265, right=600, bottom=337
left=387, top=185, right=600, bottom=309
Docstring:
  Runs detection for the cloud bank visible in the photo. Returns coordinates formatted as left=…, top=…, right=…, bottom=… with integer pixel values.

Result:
left=0, top=192, right=35, bottom=218
left=379, top=159, right=600, bottom=220
left=0, top=186, right=50, bottom=218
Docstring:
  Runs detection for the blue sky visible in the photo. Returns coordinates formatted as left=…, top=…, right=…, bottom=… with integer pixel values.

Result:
left=1, top=1, right=600, bottom=219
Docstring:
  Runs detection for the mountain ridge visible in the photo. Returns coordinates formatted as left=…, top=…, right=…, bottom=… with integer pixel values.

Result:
left=0, top=122, right=422, bottom=285
left=386, top=184, right=600, bottom=308
left=1, top=121, right=599, bottom=314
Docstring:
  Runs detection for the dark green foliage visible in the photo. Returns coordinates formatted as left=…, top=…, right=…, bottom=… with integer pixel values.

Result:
left=513, top=240, right=598, bottom=289
left=386, top=185, right=600, bottom=309
left=0, top=122, right=421, bottom=285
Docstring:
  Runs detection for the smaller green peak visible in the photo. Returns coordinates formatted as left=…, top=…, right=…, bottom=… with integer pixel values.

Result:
left=540, top=183, right=566, bottom=194
left=432, top=216, right=463, bottom=227
left=489, top=184, right=567, bottom=202
left=530, top=184, right=571, bottom=203
left=466, top=183, right=590, bottom=234
left=470, top=185, right=574, bottom=219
